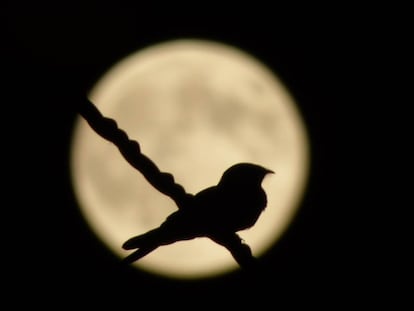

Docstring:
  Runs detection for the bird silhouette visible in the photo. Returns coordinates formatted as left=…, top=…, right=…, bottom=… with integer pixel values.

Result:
left=78, top=98, right=274, bottom=269
left=122, top=162, right=273, bottom=267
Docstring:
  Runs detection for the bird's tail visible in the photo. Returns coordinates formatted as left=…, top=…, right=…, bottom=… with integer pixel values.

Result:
left=122, top=246, right=157, bottom=264
left=122, top=228, right=161, bottom=250
left=122, top=229, right=162, bottom=264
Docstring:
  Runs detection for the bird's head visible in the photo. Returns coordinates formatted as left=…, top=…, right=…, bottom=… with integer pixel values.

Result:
left=218, top=162, right=274, bottom=188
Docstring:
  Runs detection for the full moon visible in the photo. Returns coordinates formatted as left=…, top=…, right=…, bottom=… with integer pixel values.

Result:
left=70, top=39, right=310, bottom=279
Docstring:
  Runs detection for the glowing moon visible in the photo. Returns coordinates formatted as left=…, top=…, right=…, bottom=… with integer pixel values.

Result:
left=70, top=39, right=309, bottom=279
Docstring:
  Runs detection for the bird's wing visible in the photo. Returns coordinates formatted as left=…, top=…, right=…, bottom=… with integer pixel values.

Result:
left=78, top=98, right=194, bottom=210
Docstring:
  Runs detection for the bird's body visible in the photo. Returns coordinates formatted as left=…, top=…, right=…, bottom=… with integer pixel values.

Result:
left=122, top=163, right=273, bottom=266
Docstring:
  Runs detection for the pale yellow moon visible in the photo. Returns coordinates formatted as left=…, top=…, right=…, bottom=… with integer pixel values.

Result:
left=70, top=39, right=310, bottom=279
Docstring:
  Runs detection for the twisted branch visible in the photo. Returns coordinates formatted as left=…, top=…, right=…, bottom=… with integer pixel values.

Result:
left=77, top=98, right=194, bottom=210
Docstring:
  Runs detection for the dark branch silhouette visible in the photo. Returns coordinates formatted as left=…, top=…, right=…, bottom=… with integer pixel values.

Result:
left=77, top=98, right=274, bottom=270
left=78, top=99, right=194, bottom=210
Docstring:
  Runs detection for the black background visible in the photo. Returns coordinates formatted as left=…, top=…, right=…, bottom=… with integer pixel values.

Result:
left=3, top=3, right=399, bottom=308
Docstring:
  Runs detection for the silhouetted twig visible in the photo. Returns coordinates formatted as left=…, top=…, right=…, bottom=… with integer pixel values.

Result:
left=78, top=98, right=194, bottom=210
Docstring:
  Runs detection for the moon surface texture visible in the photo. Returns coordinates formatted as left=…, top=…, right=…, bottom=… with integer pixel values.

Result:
left=70, top=39, right=310, bottom=279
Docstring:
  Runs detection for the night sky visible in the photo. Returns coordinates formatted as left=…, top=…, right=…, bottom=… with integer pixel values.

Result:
left=3, top=3, right=393, bottom=307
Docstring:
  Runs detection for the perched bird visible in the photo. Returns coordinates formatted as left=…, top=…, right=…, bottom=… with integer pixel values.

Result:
left=78, top=98, right=274, bottom=269
left=122, top=162, right=274, bottom=268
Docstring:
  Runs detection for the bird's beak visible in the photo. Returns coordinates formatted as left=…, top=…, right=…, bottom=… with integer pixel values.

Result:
left=265, top=168, right=275, bottom=175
